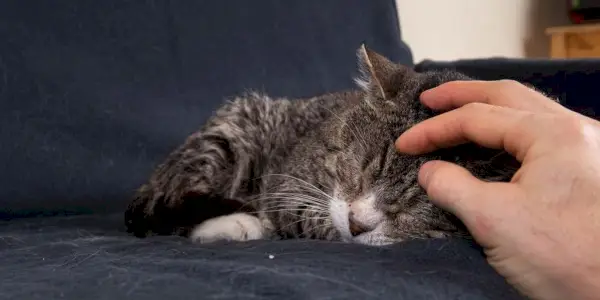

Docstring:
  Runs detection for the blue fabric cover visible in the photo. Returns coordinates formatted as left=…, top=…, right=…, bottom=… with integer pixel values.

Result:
left=0, top=1, right=527, bottom=299
left=415, top=58, right=600, bottom=118
left=0, top=0, right=412, bottom=219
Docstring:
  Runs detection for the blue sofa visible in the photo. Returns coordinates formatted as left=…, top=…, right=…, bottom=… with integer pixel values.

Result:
left=3, top=1, right=598, bottom=299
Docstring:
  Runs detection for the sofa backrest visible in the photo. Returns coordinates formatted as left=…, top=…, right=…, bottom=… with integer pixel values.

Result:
left=0, top=0, right=413, bottom=219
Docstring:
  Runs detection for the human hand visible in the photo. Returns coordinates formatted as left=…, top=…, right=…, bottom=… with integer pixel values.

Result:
left=395, top=80, right=600, bottom=300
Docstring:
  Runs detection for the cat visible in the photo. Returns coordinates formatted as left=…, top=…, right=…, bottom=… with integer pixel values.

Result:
left=124, top=45, right=521, bottom=246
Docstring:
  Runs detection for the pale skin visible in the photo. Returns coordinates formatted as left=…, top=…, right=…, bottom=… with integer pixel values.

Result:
left=395, top=80, right=600, bottom=300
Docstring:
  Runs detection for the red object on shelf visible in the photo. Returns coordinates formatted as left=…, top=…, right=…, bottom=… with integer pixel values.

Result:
left=570, top=11, right=585, bottom=23
left=567, top=0, right=600, bottom=23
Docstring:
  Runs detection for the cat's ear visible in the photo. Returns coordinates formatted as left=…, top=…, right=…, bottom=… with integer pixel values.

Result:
left=355, top=44, right=402, bottom=100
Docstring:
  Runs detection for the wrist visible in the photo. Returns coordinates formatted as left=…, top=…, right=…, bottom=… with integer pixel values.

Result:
left=566, top=268, right=600, bottom=299
left=550, top=258, right=600, bottom=299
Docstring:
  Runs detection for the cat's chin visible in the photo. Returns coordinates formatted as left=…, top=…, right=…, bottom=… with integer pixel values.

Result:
left=354, top=232, right=398, bottom=246
left=328, top=197, right=352, bottom=239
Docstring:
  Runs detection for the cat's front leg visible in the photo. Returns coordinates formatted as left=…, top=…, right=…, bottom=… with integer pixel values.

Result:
left=124, top=122, right=255, bottom=238
left=189, top=213, right=275, bottom=243
left=125, top=95, right=289, bottom=238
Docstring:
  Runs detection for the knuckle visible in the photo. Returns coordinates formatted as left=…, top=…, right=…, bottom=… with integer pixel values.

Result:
left=554, top=116, right=594, bottom=144
left=461, top=101, right=488, bottom=112
left=461, top=102, right=495, bottom=116
left=495, top=79, right=523, bottom=90
left=559, top=116, right=584, bottom=134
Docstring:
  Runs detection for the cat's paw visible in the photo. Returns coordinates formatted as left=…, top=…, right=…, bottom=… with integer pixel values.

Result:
left=189, top=213, right=266, bottom=244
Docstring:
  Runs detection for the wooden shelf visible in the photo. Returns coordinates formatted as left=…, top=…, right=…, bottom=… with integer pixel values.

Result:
left=546, top=24, right=600, bottom=58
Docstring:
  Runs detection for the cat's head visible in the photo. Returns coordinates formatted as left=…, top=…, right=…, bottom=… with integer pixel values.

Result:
left=324, top=45, right=514, bottom=245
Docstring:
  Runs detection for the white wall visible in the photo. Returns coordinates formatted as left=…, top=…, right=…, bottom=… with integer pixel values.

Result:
left=396, top=0, right=570, bottom=62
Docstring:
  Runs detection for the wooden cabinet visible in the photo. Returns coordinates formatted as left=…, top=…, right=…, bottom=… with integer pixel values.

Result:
left=546, top=24, right=600, bottom=58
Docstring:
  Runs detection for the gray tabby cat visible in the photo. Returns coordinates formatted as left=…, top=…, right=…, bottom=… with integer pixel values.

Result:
left=125, top=45, right=520, bottom=246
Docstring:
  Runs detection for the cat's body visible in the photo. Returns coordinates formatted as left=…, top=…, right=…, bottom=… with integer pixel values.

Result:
left=125, top=46, right=524, bottom=246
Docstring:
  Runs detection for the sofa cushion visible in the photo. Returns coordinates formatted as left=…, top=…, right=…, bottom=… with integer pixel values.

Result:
left=0, top=214, right=521, bottom=300
left=0, top=0, right=412, bottom=219
left=415, top=58, right=600, bottom=118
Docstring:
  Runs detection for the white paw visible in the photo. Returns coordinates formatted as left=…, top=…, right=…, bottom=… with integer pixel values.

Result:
left=189, top=213, right=265, bottom=244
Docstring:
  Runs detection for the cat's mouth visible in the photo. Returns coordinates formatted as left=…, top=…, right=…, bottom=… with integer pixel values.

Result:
left=348, top=213, right=372, bottom=236
left=328, top=190, right=390, bottom=245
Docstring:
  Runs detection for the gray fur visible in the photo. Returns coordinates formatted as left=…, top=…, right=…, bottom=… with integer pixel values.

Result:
left=124, top=46, right=521, bottom=246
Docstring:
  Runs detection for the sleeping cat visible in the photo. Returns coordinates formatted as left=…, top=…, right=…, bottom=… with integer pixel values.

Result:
left=124, top=45, right=520, bottom=246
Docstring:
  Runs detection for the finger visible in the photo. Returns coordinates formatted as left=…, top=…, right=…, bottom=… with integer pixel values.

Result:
left=420, top=80, right=564, bottom=113
left=395, top=103, right=542, bottom=162
left=419, top=160, right=519, bottom=246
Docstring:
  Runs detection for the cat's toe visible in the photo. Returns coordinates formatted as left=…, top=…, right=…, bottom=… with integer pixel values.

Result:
left=189, top=213, right=265, bottom=244
left=124, top=193, right=180, bottom=237
left=124, top=201, right=153, bottom=237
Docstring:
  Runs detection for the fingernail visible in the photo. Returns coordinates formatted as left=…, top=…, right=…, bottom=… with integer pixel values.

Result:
left=420, top=84, right=443, bottom=98
left=419, top=89, right=434, bottom=103
left=394, top=131, right=415, bottom=154
left=394, top=135, right=406, bottom=151
left=395, top=125, right=423, bottom=155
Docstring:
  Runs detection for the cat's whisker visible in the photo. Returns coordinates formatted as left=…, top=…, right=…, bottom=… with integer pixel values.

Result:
left=240, top=176, right=336, bottom=238
left=258, top=192, right=330, bottom=204
left=260, top=210, right=308, bottom=218
left=276, top=207, right=329, bottom=228
left=261, top=204, right=328, bottom=215
left=279, top=217, right=330, bottom=234
left=260, top=209, right=328, bottom=225
left=237, top=191, right=332, bottom=217
left=300, top=220, right=334, bottom=238
left=257, top=194, right=329, bottom=207
left=260, top=174, right=334, bottom=201
left=250, top=173, right=335, bottom=208
left=259, top=200, right=329, bottom=212
left=289, top=186, right=333, bottom=200
left=263, top=200, right=327, bottom=208
left=257, top=196, right=329, bottom=208
left=244, top=188, right=329, bottom=201
left=264, top=205, right=327, bottom=214
left=260, top=210, right=325, bottom=217
left=240, top=192, right=326, bottom=209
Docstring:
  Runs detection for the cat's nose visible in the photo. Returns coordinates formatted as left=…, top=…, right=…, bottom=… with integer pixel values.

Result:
left=348, top=212, right=372, bottom=236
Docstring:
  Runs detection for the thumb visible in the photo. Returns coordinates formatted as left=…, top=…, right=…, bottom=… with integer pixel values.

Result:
left=419, top=160, right=516, bottom=242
